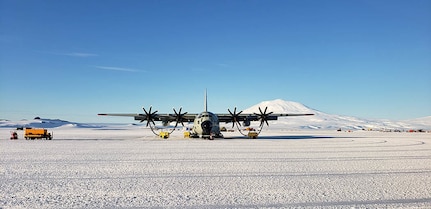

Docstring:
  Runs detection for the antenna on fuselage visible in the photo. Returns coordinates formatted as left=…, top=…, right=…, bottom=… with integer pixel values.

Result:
left=204, top=89, right=208, bottom=112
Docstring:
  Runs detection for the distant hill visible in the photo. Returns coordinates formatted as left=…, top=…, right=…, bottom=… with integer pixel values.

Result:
left=402, top=116, right=431, bottom=129
left=243, top=99, right=431, bottom=131
left=0, top=118, right=101, bottom=129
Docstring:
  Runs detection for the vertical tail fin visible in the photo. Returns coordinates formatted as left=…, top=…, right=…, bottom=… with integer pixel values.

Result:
left=204, top=89, right=208, bottom=112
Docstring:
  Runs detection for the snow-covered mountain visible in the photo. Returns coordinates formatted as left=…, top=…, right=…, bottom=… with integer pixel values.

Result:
left=0, top=118, right=102, bottom=129
left=403, top=116, right=431, bottom=128
left=243, top=99, right=315, bottom=114
left=243, top=99, right=431, bottom=131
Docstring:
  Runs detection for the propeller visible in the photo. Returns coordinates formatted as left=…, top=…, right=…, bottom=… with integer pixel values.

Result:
left=254, top=107, right=273, bottom=127
left=228, top=107, right=243, bottom=128
left=173, top=107, right=188, bottom=128
left=142, top=106, right=158, bottom=127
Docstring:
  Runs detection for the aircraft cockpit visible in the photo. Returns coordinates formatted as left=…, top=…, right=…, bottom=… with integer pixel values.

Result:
left=197, top=112, right=219, bottom=121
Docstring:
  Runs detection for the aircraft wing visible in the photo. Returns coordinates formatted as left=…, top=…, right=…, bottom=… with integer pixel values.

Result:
left=99, top=105, right=314, bottom=127
left=217, top=113, right=314, bottom=123
left=98, top=113, right=198, bottom=124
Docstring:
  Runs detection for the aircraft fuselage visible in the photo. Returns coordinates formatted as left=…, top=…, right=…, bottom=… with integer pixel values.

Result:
left=191, top=111, right=223, bottom=139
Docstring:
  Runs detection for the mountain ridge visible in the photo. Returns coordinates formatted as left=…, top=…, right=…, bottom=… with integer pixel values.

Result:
left=243, top=99, right=430, bottom=130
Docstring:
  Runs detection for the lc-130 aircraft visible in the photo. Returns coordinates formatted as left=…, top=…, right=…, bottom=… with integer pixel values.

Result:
left=98, top=92, right=314, bottom=139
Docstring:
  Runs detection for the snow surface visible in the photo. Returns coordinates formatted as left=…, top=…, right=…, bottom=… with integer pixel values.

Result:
left=1, top=125, right=431, bottom=208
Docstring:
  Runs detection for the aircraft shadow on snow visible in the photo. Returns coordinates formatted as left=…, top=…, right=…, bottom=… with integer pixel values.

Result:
left=224, top=135, right=337, bottom=140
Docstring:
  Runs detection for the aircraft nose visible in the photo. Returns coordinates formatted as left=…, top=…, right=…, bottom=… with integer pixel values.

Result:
left=201, top=121, right=212, bottom=135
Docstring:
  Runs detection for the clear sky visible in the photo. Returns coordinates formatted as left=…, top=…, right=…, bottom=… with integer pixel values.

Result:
left=1, top=0, right=430, bottom=123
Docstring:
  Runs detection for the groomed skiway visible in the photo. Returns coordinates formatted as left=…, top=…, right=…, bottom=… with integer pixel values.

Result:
left=1, top=129, right=430, bottom=208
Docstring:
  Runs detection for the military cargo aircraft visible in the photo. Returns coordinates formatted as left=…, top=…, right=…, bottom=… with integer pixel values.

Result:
left=98, top=91, right=313, bottom=139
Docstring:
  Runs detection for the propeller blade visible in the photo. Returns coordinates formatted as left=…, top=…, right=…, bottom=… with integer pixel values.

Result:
left=173, top=107, right=188, bottom=128
left=255, top=106, right=272, bottom=127
left=228, top=108, right=235, bottom=128
left=228, top=107, right=243, bottom=128
left=141, top=106, right=158, bottom=127
left=148, top=106, right=152, bottom=115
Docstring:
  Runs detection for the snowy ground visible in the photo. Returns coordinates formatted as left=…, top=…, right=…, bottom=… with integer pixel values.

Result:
left=1, top=127, right=431, bottom=208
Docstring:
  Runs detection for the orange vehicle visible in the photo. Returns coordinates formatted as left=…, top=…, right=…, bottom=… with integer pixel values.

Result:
left=24, top=128, right=52, bottom=140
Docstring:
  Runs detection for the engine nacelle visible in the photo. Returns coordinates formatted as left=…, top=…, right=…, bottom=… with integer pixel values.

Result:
left=162, top=120, right=169, bottom=127
left=243, top=120, right=250, bottom=127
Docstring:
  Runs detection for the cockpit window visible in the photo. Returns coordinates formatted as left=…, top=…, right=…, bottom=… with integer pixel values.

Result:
left=197, top=112, right=218, bottom=120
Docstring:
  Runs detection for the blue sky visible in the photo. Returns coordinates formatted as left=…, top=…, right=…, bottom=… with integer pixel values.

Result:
left=1, top=0, right=430, bottom=123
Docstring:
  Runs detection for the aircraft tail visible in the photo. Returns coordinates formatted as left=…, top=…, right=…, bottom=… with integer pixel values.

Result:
left=204, top=89, right=208, bottom=112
